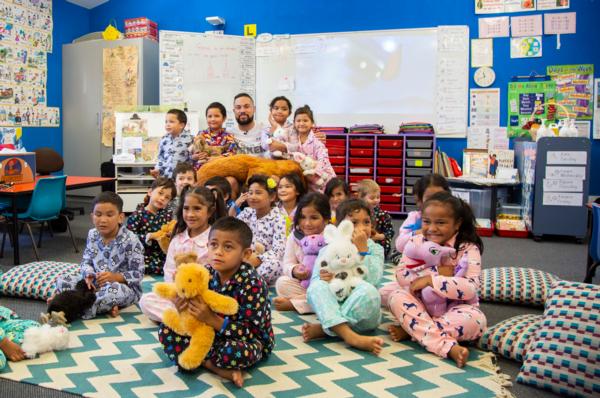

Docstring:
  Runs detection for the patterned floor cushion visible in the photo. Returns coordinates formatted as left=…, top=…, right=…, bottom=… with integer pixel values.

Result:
left=517, top=281, right=600, bottom=397
left=0, top=261, right=79, bottom=300
left=479, top=267, right=560, bottom=306
left=477, top=314, right=543, bottom=362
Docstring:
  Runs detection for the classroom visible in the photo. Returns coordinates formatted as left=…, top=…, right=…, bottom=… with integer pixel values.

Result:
left=0, top=0, right=598, bottom=397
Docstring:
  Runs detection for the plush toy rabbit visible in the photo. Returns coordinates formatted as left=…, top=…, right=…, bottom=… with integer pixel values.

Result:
left=21, top=324, right=69, bottom=359
left=292, top=152, right=325, bottom=188
left=319, top=220, right=366, bottom=301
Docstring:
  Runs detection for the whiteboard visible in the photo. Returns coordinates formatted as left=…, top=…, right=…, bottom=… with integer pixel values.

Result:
left=256, top=27, right=468, bottom=135
left=159, top=30, right=255, bottom=127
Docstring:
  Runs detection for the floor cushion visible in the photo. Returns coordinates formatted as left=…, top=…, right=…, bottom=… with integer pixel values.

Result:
left=479, top=267, right=560, bottom=307
left=477, top=313, right=543, bottom=362
left=0, top=261, right=79, bottom=300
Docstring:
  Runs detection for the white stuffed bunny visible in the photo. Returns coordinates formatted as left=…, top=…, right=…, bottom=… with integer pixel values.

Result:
left=267, top=126, right=286, bottom=159
left=319, top=219, right=367, bottom=301
left=292, top=152, right=325, bottom=187
left=21, top=324, right=70, bottom=359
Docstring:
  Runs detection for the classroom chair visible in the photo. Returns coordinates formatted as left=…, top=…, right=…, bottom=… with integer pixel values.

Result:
left=584, top=203, right=600, bottom=283
left=0, top=176, right=78, bottom=261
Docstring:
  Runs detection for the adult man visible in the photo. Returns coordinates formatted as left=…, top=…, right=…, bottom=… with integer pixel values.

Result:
left=230, top=93, right=268, bottom=158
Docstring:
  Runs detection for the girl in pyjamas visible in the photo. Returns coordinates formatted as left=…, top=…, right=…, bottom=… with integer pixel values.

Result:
left=385, top=191, right=486, bottom=368
left=139, top=186, right=226, bottom=322
left=126, top=177, right=176, bottom=275
left=303, top=199, right=385, bottom=355
left=236, top=174, right=286, bottom=285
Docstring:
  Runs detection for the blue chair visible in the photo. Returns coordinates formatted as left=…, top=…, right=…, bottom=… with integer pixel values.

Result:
left=584, top=203, right=600, bottom=283
left=1, top=176, right=78, bottom=260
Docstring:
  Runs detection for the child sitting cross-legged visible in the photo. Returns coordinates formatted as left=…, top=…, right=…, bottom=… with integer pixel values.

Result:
left=158, top=217, right=274, bottom=387
left=52, top=192, right=145, bottom=319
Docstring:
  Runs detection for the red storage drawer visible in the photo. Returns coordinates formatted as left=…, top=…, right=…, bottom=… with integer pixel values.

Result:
left=349, top=138, right=374, bottom=148
left=378, top=167, right=403, bottom=176
left=381, top=194, right=402, bottom=203
left=378, top=149, right=403, bottom=157
left=349, top=167, right=372, bottom=174
left=333, top=166, right=346, bottom=175
left=381, top=185, right=402, bottom=194
left=380, top=204, right=402, bottom=212
left=378, top=158, right=401, bottom=167
left=378, top=139, right=403, bottom=148
left=377, top=176, right=401, bottom=185
left=330, top=156, right=346, bottom=166
left=348, top=175, right=369, bottom=183
left=350, top=148, right=374, bottom=157
left=326, top=139, right=346, bottom=147
left=349, top=157, right=373, bottom=166
left=328, top=147, right=346, bottom=156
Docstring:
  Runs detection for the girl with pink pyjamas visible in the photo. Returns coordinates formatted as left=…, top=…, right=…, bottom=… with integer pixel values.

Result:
left=384, top=191, right=486, bottom=368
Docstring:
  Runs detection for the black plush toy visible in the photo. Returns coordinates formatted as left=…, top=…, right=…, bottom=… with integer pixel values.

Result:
left=42, top=279, right=96, bottom=325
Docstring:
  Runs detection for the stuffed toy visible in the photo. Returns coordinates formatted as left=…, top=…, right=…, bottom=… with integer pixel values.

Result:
left=153, top=258, right=239, bottom=370
left=197, top=154, right=303, bottom=186
left=293, top=232, right=326, bottom=289
left=319, top=220, right=366, bottom=301
left=266, top=126, right=287, bottom=159
left=292, top=152, right=324, bottom=188
left=190, top=136, right=225, bottom=159
left=21, top=324, right=70, bottom=359
left=43, top=279, right=96, bottom=325
left=401, top=239, right=456, bottom=317
left=146, top=219, right=177, bottom=254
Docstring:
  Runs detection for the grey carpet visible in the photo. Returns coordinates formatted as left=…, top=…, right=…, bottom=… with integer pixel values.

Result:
left=0, top=197, right=594, bottom=398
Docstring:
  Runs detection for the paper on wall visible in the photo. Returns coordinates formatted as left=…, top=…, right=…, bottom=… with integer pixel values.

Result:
left=543, top=192, right=583, bottom=207
left=511, top=15, right=543, bottom=37
left=467, top=126, right=489, bottom=149
left=488, top=127, right=509, bottom=150
left=547, top=64, right=593, bottom=120
left=478, top=16, right=510, bottom=38
left=544, top=12, right=576, bottom=34
left=475, top=0, right=536, bottom=14
left=543, top=179, right=583, bottom=192
left=595, top=78, right=600, bottom=139
left=122, top=136, right=143, bottom=151
left=545, top=166, right=586, bottom=179
left=510, top=36, right=542, bottom=58
left=537, top=0, right=569, bottom=10
left=547, top=151, right=587, bottom=165
left=471, top=38, right=493, bottom=67
left=470, top=88, right=500, bottom=126
left=574, top=121, right=591, bottom=138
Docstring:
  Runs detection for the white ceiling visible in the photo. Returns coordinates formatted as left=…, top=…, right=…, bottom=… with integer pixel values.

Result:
left=66, top=0, right=109, bottom=9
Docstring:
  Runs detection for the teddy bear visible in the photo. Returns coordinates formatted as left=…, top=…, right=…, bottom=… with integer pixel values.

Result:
left=146, top=219, right=176, bottom=254
left=292, top=152, right=325, bottom=188
left=294, top=232, right=326, bottom=289
left=21, top=324, right=70, bottom=359
left=319, top=220, right=367, bottom=301
left=43, top=279, right=97, bottom=325
left=197, top=154, right=304, bottom=186
left=266, top=126, right=287, bottom=159
left=153, top=257, right=239, bottom=370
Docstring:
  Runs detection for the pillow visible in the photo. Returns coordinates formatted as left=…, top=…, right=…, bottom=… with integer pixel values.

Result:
left=517, top=281, right=600, bottom=398
left=478, top=267, right=560, bottom=306
left=477, top=314, right=543, bottom=362
left=0, top=261, right=79, bottom=300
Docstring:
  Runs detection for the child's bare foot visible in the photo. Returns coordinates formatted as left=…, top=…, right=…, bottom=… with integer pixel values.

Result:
left=388, top=324, right=410, bottom=342
left=302, top=323, right=326, bottom=342
left=203, top=360, right=244, bottom=387
left=46, top=294, right=55, bottom=305
left=273, top=297, right=295, bottom=312
left=344, top=333, right=384, bottom=355
left=448, top=344, right=469, bottom=368
left=109, top=306, right=120, bottom=318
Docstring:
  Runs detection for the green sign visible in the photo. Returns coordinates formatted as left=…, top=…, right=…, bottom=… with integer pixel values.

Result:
left=507, top=81, right=556, bottom=138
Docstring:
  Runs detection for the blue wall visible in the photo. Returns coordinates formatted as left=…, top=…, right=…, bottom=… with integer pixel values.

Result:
left=62, top=0, right=600, bottom=193
left=24, top=0, right=89, bottom=154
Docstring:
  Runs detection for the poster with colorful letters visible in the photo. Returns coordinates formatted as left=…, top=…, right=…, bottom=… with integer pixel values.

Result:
left=547, top=64, right=594, bottom=120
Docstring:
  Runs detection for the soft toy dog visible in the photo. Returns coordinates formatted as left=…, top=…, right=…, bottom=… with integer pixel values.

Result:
left=43, top=279, right=96, bottom=325
left=153, top=259, right=239, bottom=370
left=320, top=220, right=366, bottom=301
left=401, top=239, right=456, bottom=317
left=292, top=152, right=325, bottom=188
left=197, top=154, right=304, bottom=185
left=294, top=232, right=326, bottom=289
left=21, top=324, right=70, bottom=359
left=146, top=219, right=177, bottom=254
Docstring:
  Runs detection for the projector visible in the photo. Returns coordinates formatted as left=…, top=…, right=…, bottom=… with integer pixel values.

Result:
left=205, top=16, right=225, bottom=26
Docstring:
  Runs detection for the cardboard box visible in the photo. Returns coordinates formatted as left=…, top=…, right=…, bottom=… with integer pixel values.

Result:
left=0, top=152, right=35, bottom=184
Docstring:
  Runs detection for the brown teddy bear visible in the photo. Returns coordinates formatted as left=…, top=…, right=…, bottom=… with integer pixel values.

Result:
left=197, top=154, right=304, bottom=185
left=146, top=220, right=177, bottom=254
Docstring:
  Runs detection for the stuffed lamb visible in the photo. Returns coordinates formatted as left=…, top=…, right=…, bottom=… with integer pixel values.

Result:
left=319, top=220, right=366, bottom=301
left=21, top=324, right=70, bottom=359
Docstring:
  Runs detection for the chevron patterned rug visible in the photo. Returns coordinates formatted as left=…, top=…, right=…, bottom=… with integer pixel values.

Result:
left=0, top=275, right=513, bottom=398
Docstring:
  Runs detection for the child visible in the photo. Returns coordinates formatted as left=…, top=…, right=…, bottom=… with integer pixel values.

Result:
left=386, top=192, right=486, bottom=368
left=139, top=186, right=226, bottom=322
left=53, top=192, right=145, bottom=319
left=151, top=109, right=193, bottom=179
left=190, top=102, right=237, bottom=170
left=325, top=178, right=349, bottom=224
left=261, top=96, right=295, bottom=159
left=274, top=192, right=330, bottom=314
left=158, top=217, right=274, bottom=387
left=203, top=176, right=238, bottom=216
left=277, top=173, right=306, bottom=236
left=167, top=162, right=197, bottom=217
left=236, top=174, right=287, bottom=285
left=291, top=105, right=336, bottom=192
left=0, top=305, right=39, bottom=369
left=356, top=179, right=394, bottom=258
left=126, top=177, right=177, bottom=275
left=303, top=199, right=385, bottom=354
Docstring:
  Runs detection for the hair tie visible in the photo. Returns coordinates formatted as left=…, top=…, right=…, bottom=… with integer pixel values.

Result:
left=267, top=178, right=277, bottom=190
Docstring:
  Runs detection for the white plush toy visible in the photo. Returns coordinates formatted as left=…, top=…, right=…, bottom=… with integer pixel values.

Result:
left=320, top=219, right=367, bottom=301
left=21, top=324, right=70, bottom=359
left=267, top=126, right=287, bottom=159
left=293, top=152, right=325, bottom=187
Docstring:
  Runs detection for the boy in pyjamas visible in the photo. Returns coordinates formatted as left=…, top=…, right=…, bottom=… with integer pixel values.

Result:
left=159, top=217, right=274, bottom=387
left=53, top=192, right=145, bottom=319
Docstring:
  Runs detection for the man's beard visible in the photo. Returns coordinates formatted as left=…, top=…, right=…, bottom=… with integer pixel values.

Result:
left=236, top=114, right=254, bottom=126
